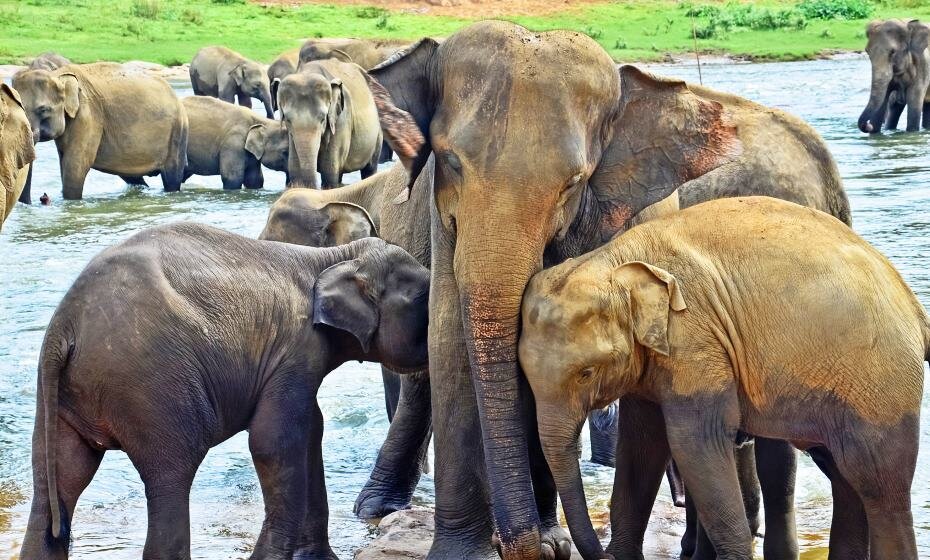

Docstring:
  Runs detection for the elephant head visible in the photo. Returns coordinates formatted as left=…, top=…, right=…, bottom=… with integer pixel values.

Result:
left=245, top=120, right=290, bottom=173
left=233, top=61, right=275, bottom=118
left=275, top=68, right=345, bottom=187
left=299, top=41, right=354, bottom=69
left=259, top=193, right=376, bottom=247
left=518, top=259, right=687, bottom=559
left=859, top=19, right=930, bottom=133
left=370, top=21, right=738, bottom=558
left=12, top=69, right=80, bottom=143
left=313, top=239, right=429, bottom=372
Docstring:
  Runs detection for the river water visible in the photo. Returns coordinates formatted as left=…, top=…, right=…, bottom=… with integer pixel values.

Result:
left=0, top=56, right=928, bottom=559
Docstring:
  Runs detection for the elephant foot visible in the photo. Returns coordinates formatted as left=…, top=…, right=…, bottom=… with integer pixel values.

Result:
left=491, top=524, right=570, bottom=560
left=354, top=484, right=412, bottom=520
left=427, top=534, right=498, bottom=560
left=293, top=546, right=338, bottom=560
left=589, top=452, right=616, bottom=468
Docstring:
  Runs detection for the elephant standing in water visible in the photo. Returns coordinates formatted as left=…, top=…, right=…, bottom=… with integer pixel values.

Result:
left=859, top=19, right=930, bottom=133
left=12, top=63, right=188, bottom=200
left=190, top=46, right=275, bottom=119
left=275, top=59, right=382, bottom=188
left=20, top=227, right=430, bottom=560
left=0, top=84, right=35, bottom=230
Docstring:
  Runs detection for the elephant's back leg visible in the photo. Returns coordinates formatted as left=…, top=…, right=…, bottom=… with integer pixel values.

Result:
left=161, top=111, right=189, bottom=192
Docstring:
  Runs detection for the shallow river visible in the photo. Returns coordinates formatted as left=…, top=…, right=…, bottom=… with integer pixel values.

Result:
left=1, top=56, right=928, bottom=559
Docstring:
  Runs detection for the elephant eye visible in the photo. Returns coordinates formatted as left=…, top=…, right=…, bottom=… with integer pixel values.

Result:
left=443, top=152, right=462, bottom=173
left=577, top=367, right=596, bottom=383
left=562, top=172, right=584, bottom=193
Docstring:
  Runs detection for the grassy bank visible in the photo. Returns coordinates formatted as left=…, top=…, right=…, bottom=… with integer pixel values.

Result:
left=0, top=0, right=929, bottom=66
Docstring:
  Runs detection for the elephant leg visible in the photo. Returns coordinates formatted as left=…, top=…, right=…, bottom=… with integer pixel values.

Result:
left=238, top=93, right=253, bottom=109
left=808, top=447, right=869, bottom=560
left=20, top=413, right=104, bottom=560
left=355, top=370, right=431, bottom=520
left=755, top=438, right=797, bottom=560
left=378, top=141, right=394, bottom=164
left=664, top=394, right=752, bottom=560
left=219, top=150, right=246, bottom=190
left=735, top=443, right=761, bottom=538
left=161, top=117, right=188, bottom=192
left=666, top=461, right=686, bottom=507
left=121, top=175, right=148, bottom=186
left=382, top=367, right=402, bottom=421
left=59, top=132, right=100, bottom=200
left=320, top=161, right=341, bottom=189
left=137, top=454, right=201, bottom=560
left=293, top=401, right=337, bottom=560
left=426, top=213, right=496, bottom=560
left=923, top=102, right=930, bottom=130
left=885, top=97, right=905, bottom=130
left=243, top=159, right=265, bottom=189
left=249, top=386, right=314, bottom=560
left=605, top=397, right=669, bottom=560
left=360, top=149, right=379, bottom=180
left=588, top=402, right=618, bottom=467
left=905, top=88, right=925, bottom=132
left=19, top=163, right=33, bottom=204
left=828, top=420, right=918, bottom=560
left=682, top=494, right=717, bottom=560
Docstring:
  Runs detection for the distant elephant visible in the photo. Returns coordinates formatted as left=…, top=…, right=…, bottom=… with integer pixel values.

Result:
left=182, top=96, right=289, bottom=189
left=27, top=52, right=71, bottom=72
left=520, top=196, right=927, bottom=560
left=13, top=63, right=188, bottom=200
left=274, top=59, right=382, bottom=188
left=19, top=225, right=429, bottom=560
left=859, top=19, right=930, bottom=133
left=0, top=84, right=35, bottom=231
left=267, top=47, right=301, bottom=99
left=298, top=38, right=408, bottom=71
left=190, top=46, right=274, bottom=119
left=261, top=160, right=435, bottom=519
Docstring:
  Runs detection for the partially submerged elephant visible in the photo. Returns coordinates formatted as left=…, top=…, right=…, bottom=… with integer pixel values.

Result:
left=298, top=38, right=408, bottom=71
left=275, top=59, right=382, bottom=188
left=20, top=226, right=430, bottom=560
left=859, top=19, right=930, bottom=133
left=190, top=46, right=274, bottom=119
left=520, top=196, right=928, bottom=560
left=13, top=63, right=188, bottom=200
left=0, top=84, right=35, bottom=231
left=182, top=96, right=289, bottom=189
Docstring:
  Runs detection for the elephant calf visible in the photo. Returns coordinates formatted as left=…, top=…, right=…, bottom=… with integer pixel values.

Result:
left=519, top=197, right=928, bottom=560
left=20, top=225, right=429, bottom=560
left=182, top=96, right=289, bottom=189
left=191, top=46, right=274, bottom=118
left=13, top=63, right=188, bottom=200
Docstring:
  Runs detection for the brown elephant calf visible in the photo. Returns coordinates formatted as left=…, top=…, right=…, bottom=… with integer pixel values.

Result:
left=20, top=225, right=429, bottom=560
left=519, top=197, right=927, bottom=560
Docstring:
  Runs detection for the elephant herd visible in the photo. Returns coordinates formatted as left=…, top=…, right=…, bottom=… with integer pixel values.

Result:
left=3, top=17, right=929, bottom=560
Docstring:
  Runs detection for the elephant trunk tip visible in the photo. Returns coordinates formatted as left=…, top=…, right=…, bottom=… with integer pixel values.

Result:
left=864, top=120, right=874, bottom=133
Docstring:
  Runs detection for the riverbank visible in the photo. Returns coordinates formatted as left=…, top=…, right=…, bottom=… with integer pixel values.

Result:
left=0, top=0, right=928, bottom=68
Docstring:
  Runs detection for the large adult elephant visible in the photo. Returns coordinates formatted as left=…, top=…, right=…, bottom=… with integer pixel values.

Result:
left=369, top=22, right=742, bottom=560
left=12, top=63, right=188, bottom=200
left=190, top=46, right=275, bottom=119
left=275, top=59, right=382, bottom=188
left=858, top=19, right=930, bottom=133
left=1, top=84, right=35, bottom=231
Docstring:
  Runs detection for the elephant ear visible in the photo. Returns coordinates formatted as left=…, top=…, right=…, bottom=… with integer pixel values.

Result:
left=368, top=38, right=439, bottom=191
left=588, top=65, right=741, bottom=242
left=230, top=63, right=246, bottom=86
left=908, top=20, right=930, bottom=54
left=271, top=78, right=282, bottom=113
left=329, top=48, right=354, bottom=63
left=59, top=73, right=80, bottom=119
left=322, top=201, right=378, bottom=244
left=1, top=83, right=25, bottom=111
left=327, top=79, right=345, bottom=136
left=611, top=261, right=687, bottom=357
left=244, top=124, right=266, bottom=160
left=312, top=258, right=379, bottom=353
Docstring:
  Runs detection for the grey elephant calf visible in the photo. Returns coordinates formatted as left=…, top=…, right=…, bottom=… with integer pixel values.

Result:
left=274, top=59, right=382, bottom=188
left=191, top=46, right=274, bottom=118
left=20, top=225, right=429, bottom=560
left=182, top=96, right=289, bottom=189
left=13, top=63, right=188, bottom=200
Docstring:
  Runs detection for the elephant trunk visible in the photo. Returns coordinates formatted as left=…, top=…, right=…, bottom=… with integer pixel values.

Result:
left=287, top=126, right=322, bottom=188
left=538, top=409, right=607, bottom=560
left=260, top=88, right=275, bottom=119
left=454, top=211, right=549, bottom=560
left=859, top=67, right=895, bottom=133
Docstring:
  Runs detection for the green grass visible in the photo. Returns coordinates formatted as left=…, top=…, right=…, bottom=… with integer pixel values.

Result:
left=0, top=0, right=929, bottom=66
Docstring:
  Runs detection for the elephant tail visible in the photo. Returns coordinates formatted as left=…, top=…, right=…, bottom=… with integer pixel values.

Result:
left=39, top=335, right=70, bottom=539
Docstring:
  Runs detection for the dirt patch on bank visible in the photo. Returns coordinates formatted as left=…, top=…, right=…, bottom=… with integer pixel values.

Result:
left=255, top=0, right=606, bottom=18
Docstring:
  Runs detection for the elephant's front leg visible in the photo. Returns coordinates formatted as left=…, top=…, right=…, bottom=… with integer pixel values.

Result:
left=355, top=370, right=432, bottom=520
left=294, top=401, right=338, bottom=560
left=249, top=385, right=313, bottom=560
left=663, top=393, right=752, bottom=560
left=319, top=156, right=342, bottom=189
left=905, top=86, right=928, bottom=131
left=426, top=210, right=497, bottom=560
left=244, top=159, right=265, bottom=189
left=606, top=397, right=670, bottom=560
left=922, top=101, right=930, bottom=129
left=755, top=438, right=798, bottom=560
left=885, top=91, right=906, bottom=130
left=237, top=92, right=254, bottom=109
left=58, top=130, right=101, bottom=200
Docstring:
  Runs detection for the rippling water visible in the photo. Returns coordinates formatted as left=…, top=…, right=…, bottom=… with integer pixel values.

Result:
left=1, top=56, right=928, bottom=559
